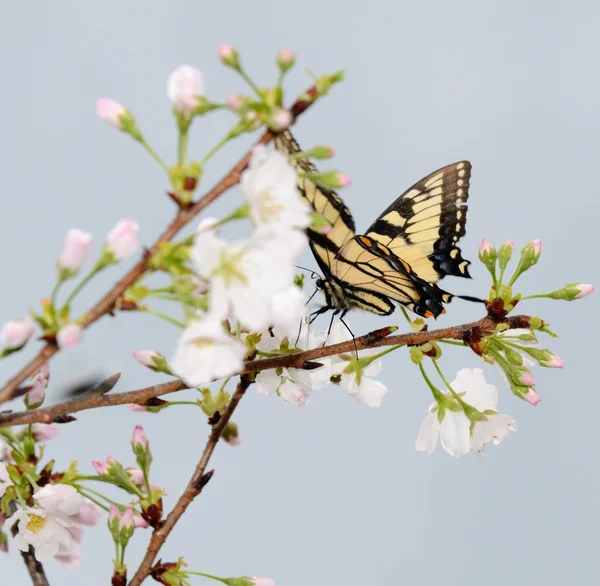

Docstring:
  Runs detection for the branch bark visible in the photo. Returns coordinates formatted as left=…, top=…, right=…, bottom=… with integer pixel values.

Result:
left=127, top=374, right=254, bottom=586
left=0, top=314, right=529, bottom=428
left=0, top=85, right=321, bottom=406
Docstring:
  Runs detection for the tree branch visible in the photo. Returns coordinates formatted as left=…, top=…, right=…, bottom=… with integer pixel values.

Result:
left=0, top=314, right=530, bottom=428
left=127, top=374, right=254, bottom=586
left=0, top=85, right=321, bottom=406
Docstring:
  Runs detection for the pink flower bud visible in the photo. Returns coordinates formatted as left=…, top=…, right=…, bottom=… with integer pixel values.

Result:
left=518, top=372, right=535, bottom=387
left=252, top=576, right=276, bottom=586
left=58, top=229, right=93, bottom=272
left=92, top=460, right=109, bottom=475
left=337, top=173, right=352, bottom=187
left=502, top=240, right=515, bottom=251
left=25, top=373, right=47, bottom=407
left=32, top=424, right=60, bottom=441
left=133, top=350, right=159, bottom=367
left=0, top=316, right=35, bottom=350
left=39, top=362, right=50, bottom=379
left=479, top=238, right=494, bottom=255
left=109, top=503, right=121, bottom=522
left=167, top=65, right=204, bottom=116
left=106, top=219, right=139, bottom=260
left=272, top=109, right=292, bottom=130
left=575, top=284, right=594, bottom=299
left=524, top=390, right=542, bottom=406
left=278, top=48, right=295, bottom=65
left=133, top=515, right=149, bottom=528
left=226, top=95, right=243, bottom=111
left=119, top=508, right=134, bottom=530
left=131, top=425, right=149, bottom=450
left=56, top=324, right=83, bottom=350
left=96, top=98, right=127, bottom=128
left=72, top=498, right=102, bottom=526
left=218, top=43, right=236, bottom=60
left=542, top=352, right=565, bottom=369
left=127, top=468, right=145, bottom=486
left=129, top=404, right=148, bottom=413
left=531, top=239, right=542, bottom=254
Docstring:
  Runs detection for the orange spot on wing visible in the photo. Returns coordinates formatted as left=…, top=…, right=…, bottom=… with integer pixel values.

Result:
left=424, top=310, right=434, bottom=318
left=359, top=236, right=372, bottom=246
left=441, top=308, right=446, bottom=314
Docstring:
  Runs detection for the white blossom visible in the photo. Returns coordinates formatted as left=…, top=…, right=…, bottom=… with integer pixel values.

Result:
left=5, top=507, right=74, bottom=562
left=167, top=65, right=204, bottom=117
left=191, top=230, right=299, bottom=332
left=255, top=326, right=332, bottom=406
left=0, top=462, right=13, bottom=498
left=326, top=321, right=389, bottom=407
left=242, top=146, right=311, bottom=237
left=416, top=368, right=517, bottom=458
left=170, top=314, right=247, bottom=386
left=34, top=484, right=83, bottom=517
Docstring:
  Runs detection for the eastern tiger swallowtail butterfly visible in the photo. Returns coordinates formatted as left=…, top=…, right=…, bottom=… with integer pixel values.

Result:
left=274, top=130, right=476, bottom=321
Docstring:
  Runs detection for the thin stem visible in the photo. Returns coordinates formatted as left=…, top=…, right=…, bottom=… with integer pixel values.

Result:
left=237, top=68, right=265, bottom=99
left=187, top=571, right=227, bottom=583
left=400, top=306, right=413, bottom=325
left=518, top=293, right=549, bottom=300
left=143, top=307, right=185, bottom=329
left=63, top=267, right=101, bottom=308
left=418, top=363, right=445, bottom=404
left=438, top=339, right=467, bottom=347
left=142, top=467, right=152, bottom=498
left=178, top=128, right=189, bottom=165
left=50, top=280, right=63, bottom=308
left=200, top=134, right=232, bottom=166
left=139, top=139, right=170, bottom=175
left=432, top=359, right=473, bottom=414
left=76, top=488, right=110, bottom=513
left=146, top=292, right=179, bottom=301
left=13, top=484, right=28, bottom=508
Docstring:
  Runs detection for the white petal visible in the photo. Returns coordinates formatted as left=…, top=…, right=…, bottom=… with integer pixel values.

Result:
left=342, top=376, right=388, bottom=407
left=256, top=370, right=280, bottom=396
left=416, top=412, right=440, bottom=455
left=439, top=411, right=471, bottom=458
left=278, top=379, right=310, bottom=407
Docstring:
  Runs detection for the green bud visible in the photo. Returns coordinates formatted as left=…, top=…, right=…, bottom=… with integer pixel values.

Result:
left=498, top=240, right=515, bottom=270
left=409, top=346, right=424, bottom=364
left=288, top=146, right=335, bottom=161
left=300, top=170, right=351, bottom=190
left=277, top=48, right=296, bottom=74
left=503, top=346, right=524, bottom=366
left=545, top=282, right=595, bottom=301
left=119, top=110, right=143, bottom=142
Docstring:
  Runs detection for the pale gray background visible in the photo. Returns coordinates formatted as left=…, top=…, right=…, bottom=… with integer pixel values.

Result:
left=1, top=1, right=598, bottom=584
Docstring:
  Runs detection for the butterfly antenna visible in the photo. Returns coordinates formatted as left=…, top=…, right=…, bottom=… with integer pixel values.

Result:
left=305, top=288, right=319, bottom=307
left=295, top=265, right=322, bottom=280
left=456, top=294, right=486, bottom=304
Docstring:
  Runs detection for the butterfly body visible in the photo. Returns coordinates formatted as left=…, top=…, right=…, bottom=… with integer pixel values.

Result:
left=274, top=131, right=474, bottom=319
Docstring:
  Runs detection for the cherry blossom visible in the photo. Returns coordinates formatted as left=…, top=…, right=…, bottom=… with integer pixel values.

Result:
left=58, top=229, right=93, bottom=273
left=34, top=484, right=84, bottom=517
left=167, top=65, right=204, bottom=117
left=0, top=316, right=35, bottom=350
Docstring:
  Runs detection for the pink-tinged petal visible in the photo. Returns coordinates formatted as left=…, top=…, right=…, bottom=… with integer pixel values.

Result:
left=56, top=324, right=83, bottom=350
left=133, top=515, right=148, bottom=528
left=106, top=219, right=139, bottom=260
left=72, top=498, right=102, bottom=526
left=96, top=98, right=126, bottom=128
left=531, top=239, right=542, bottom=254
left=226, top=95, right=243, bottom=111
left=25, top=373, right=47, bottom=407
left=575, top=284, right=594, bottom=299
left=337, top=173, right=352, bottom=187
left=541, top=352, right=565, bottom=369
left=524, top=390, right=542, bottom=406
left=58, top=229, right=93, bottom=272
left=109, top=504, right=121, bottom=522
left=272, top=109, right=292, bottom=130
left=92, top=460, right=109, bottom=475
left=502, top=240, right=515, bottom=251
left=127, top=468, right=145, bottom=486
left=218, top=43, right=235, bottom=60
left=32, top=424, right=60, bottom=441
left=479, top=238, right=493, bottom=255
left=278, top=48, right=295, bottom=64
left=132, top=350, right=159, bottom=367
left=119, top=508, right=134, bottom=530
left=0, top=317, right=35, bottom=350
left=167, top=65, right=204, bottom=115
left=252, top=577, right=276, bottom=586
left=518, top=372, right=535, bottom=387
left=131, top=425, right=149, bottom=449
left=56, top=541, right=82, bottom=569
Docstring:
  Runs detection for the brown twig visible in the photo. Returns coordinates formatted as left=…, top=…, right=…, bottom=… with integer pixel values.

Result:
left=0, top=85, right=321, bottom=406
left=0, top=315, right=529, bottom=428
left=8, top=502, right=51, bottom=586
left=128, top=374, right=254, bottom=586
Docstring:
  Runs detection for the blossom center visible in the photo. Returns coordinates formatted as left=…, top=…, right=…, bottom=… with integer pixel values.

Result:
left=256, top=187, right=284, bottom=223
left=26, top=514, right=46, bottom=534
left=191, top=337, right=215, bottom=350
left=214, top=250, right=248, bottom=287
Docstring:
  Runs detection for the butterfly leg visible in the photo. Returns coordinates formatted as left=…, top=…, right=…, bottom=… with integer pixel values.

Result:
left=338, top=310, right=358, bottom=358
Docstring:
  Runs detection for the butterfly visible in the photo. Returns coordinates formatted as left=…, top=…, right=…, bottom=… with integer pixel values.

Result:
left=274, top=130, right=477, bottom=322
